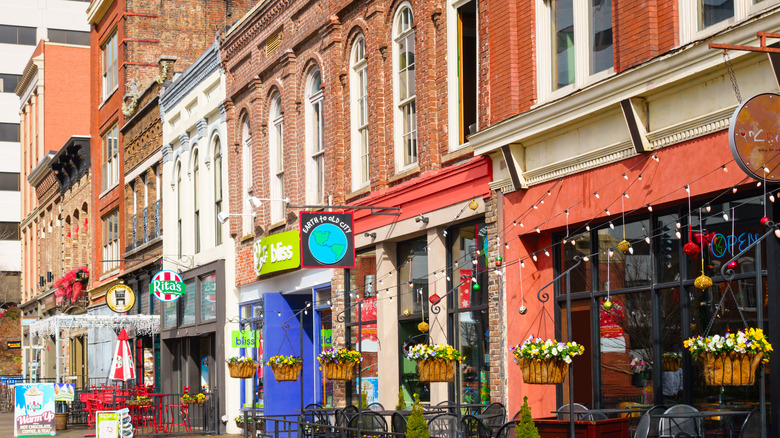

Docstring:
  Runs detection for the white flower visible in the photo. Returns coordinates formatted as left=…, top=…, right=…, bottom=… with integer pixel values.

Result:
left=563, top=356, right=572, bottom=364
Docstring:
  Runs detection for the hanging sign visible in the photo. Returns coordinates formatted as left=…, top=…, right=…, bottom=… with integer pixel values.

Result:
left=300, top=212, right=355, bottom=269
left=253, top=230, right=301, bottom=276
left=729, top=92, right=780, bottom=182
left=14, top=383, right=56, bottom=437
left=149, top=270, right=185, bottom=302
left=231, top=330, right=259, bottom=348
left=7, top=341, right=21, bottom=349
left=106, top=284, right=136, bottom=313
left=54, top=383, right=75, bottom=402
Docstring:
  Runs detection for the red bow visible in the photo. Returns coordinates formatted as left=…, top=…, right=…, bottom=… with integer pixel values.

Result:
left=692, top=231, right=716, bottom=245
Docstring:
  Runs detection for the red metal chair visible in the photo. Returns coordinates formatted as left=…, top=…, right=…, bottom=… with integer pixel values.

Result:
left=165, top=386, right=192, bottom=434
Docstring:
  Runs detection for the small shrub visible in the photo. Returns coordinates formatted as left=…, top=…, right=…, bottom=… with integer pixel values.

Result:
left=515, top=396, right=540, bottom=438
left=405, top=394, right=428, bottom=438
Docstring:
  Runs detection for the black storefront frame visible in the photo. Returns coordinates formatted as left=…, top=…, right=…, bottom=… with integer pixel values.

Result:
left=551, top=192, right=775, bottom=425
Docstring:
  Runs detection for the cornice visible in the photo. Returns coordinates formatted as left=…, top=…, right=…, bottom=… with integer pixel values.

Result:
left=223, top=0, right=294, bottom=62
left=27, top=152, right=57, bottom=188
left=160, top=43, right=221, bottom=113
left=87, top=0, right=115, bottom=25
left=523, top=141, right=636, bottom=186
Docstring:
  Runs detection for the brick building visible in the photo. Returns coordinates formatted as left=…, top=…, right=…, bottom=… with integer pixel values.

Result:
left=471, top=0, right=780, bottom=429
left=221, top=0, right=495, bottom=417
left=85, top=0, right=254, bottom=381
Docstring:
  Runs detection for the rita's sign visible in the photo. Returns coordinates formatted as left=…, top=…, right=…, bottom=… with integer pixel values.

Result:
left=149, top=270, right=185, bottom=302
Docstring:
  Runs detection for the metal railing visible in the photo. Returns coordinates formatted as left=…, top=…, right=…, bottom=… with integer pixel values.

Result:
left=143, top=207, right=149, bottom=244
left=255, top=414, right=404, bottom=438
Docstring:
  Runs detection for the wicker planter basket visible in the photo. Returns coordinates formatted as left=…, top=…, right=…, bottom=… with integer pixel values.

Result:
left=701, top=352, right=763, bottom=386
left=416, top=358, right=456, bottom=382
left=126, top=399, right=152, bottom=407
left=181, top=398, right=206, bottom=405
left=663, top=357, right=681, bottom=372
left=518, top=358, right=568, bottom=384
left=271, top=363, right=302, bottom=382
left=322, top=361, right=356, bottom=380
left=228, top=361, right=258, bottom=379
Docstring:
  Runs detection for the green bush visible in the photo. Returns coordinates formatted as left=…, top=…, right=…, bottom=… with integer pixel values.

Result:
left=515, top=396, right=540, bottom=438
left=396, top=386, right=406, bottom=411
left=405, top=394, right=428, bottom=438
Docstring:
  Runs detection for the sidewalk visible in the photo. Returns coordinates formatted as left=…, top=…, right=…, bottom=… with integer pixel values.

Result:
left=0, top=411, right=242, bottom=437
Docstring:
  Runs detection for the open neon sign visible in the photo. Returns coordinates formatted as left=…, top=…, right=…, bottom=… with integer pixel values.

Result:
left=709, top=232, right=760, bottom=258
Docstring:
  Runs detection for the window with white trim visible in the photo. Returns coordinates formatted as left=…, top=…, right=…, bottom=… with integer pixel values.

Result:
left=306, top=68, right=325, bottom=205
left=350, top=36, right=369, bottom=191
left=269, top=93, right=285, bottom=223
left=393, top=4, right=418, bottom=170
left=213, top=137, right=223, bottom=246
left=193, top=149, right=200, bottom=254
left=448, top=0, right=477, bottom=147
left=177, top=161, right=183, bottom=259
left=102, top=32, right=118, bottom=99
left=679, top=0, right=780, bottom=44
left=102, top=210, right=119, bottom=274
left=241, top=118, right=253, bottom=235
left=101, top=124, right=119, bottom=191
left=536, top=0, right=613, bottom=100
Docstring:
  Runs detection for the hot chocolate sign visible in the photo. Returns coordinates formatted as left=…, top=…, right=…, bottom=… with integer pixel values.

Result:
left=14, top=383, right=56, bottom=436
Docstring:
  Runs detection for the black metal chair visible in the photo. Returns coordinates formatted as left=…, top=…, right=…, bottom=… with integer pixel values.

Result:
left=434, top=400, right=457, bottom=414
left=347, top=411, right=387, bottom=438
left=739, top=408, right=762, bottom=438
left=391, top=411, right=408, bottom=434
left=302, top=403, right=331, bottom=438
left=658, top=404, right=698, bottom=438
left=580, top=411, right=608, bottom=421
left=335, top=409, right=350, bottom=428
left=428, top=413, right=458, bottom=438
left=556, top=403, right=588, bottom=421
left=367, top=402, right=384, bottom=412
left=480, top=402, right=507, bottom=431
left=461, top=414, right=491, bottom=438
left=495, top=421, right=517, bottom=438
left=511, top=410, right=522, bottom=422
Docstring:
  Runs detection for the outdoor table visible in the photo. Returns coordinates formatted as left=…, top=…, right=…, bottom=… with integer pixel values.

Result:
left=552, top=407, right=651, bottom=419
left=651, top=410, right=751, bottom=438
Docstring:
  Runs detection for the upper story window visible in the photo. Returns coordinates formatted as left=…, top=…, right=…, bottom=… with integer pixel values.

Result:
left=680, top=1, right=780, bottom=44
left=193, top=149, right=200, bottom=254
left=48, top=29, right=89, bottom=46
left=0, top=123, right=19, bottom=142
left=393, top=4, right=418, bottom=171
left=306, top=68, right=325, bottom=205
left=241, top=118, right=253, bottom=235
left=0, top=25, right=36, bottom=46
left=0, top=74, right=21, bottom=93
left=101, top=124, right=119, bottom=191
left=213, top=137, right=223, bottom=246
left=536, top=0, right=613, bottom=100
left=350, top=36, right=369, bottom=191
left=102, top=210, right=119, bottom=274
left=0, top=172, right=20, bottom=191
left=269, top=93, right=285, bottom=223
left=102, top=32, right=118, bottom=99
left=176, top=161, right=183, bottom=258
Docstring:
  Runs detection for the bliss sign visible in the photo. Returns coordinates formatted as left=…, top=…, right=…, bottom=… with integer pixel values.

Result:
left=149, top=270, right=185, bottom=302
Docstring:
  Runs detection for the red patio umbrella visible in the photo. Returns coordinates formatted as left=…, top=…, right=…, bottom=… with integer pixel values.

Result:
left=109, top=329, right=136, bottom=381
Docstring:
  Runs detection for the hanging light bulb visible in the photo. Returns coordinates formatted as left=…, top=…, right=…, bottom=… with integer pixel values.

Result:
left=675, top=231, right=682, bottom=239
left=624, top=193, right=630, bottom=199
left=647, top=204, right=653, bottom=212
left=544, top=249, right=550, bottom=257
left=583, top=256, right=590, bottom=262
left=652, top=154, right=659, bottom=162
left=408, top=281, right=414, bottom=288
left=520, top=260, right=525, bottom=268
left=535, top=227, right=541, bottom=234
left=608, top=250, right=614, bottom=257
left=757, top=181, right=763, bottom=187
left=722, top=165, right=728, bottom=173
left=547, top=190, right=552, bottom=196
left=645, top=236, right=651, bottom=244
left=562, top=237, right=568, bottom=244
left=638, top=174, right=643, bottom=180
left=609, top=222, right=615, bottom=229
left=623, top=173, right=628, bottom=180
left=775, top=229, right=780, bottom=239
left=684, top=185, right=690, bottom=193
left=520, top=222, right=524, bottom=227
left=629, top=246, right=634, bottom=254
left=513, top=221, right=517, bottom=227
left=505, top=242, right=509, bottom=249
left=675, top=221, right=681, bottom=229
left=571, top=240, right=577, bottom=246
left=532, top=253, right=538, bottom=262
left=594, top=192, right=600, bottom=199
left=723, top=212, right=729, bottom=221
left=277, top=311, right=282, bottom=317
left=771, top=194, right=776, bottom=203
left=586, top=225, right=591, bottom=231
left=733, top=186, right=738, bottom=194
left=605, top=209, right=611, bottom=216
left=705, top=205, right=711, bottom=213
left=533, top=204, right=539, bottom=209
left=764, top=166, right=771, bottom=174
left=446, top=276, right=451, bottom=282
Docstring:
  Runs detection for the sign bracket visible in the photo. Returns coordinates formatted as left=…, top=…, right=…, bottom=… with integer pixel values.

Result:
left=287, top=204, right=401, bottom=216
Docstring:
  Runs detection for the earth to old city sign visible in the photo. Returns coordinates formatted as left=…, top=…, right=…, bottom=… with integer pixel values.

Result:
left=729, top=92, right=780, bottom=182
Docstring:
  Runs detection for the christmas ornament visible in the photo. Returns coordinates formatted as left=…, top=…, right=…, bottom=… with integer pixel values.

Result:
left=402, top=309, right=411, bottom=317
left=694, top=274, right=713, bottom=291
left=518, top=306, right=527, bottom=315
left=617, top=240, right=631, bottom=253
left=683, top=241, right=700, bottom=258
left=727, top=261, right=738, bottom=270
left=469, top=199, right=479, bottom=210
left=472, top=283, right=481, bottom=291
left=495, top=256, right=502, bottom=267
left=417, top=321, right=429, bottom=333
left=760, top=216, right=770, bottom=226
left=428, top=293, right=441, bottom=304
left=603, top=300, right=613, bottom=311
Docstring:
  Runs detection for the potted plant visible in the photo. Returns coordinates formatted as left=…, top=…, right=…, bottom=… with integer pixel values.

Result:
left=226, top=356, right=259, bottom=379
left=406, top=394, right=428, bottom=438
left=267, top=355, right=303, bottom=382
left=662, top=352, right=682, bottom=372
left=126, top=395, right=152, bottom=406
left=404, top=343, right=463, bottom=382
left=317, top=348, right=362, bottom=381
left=629, top=358, right=651, bottom=387
left=684, top=328, right=772, bottom=386
left=514, top=396, right=540, bottom=438
left=510, top=335, right=584, bottom=384
left=395, top=386, right=406, bottom=411
left=180, top=393, right=207, bottom=405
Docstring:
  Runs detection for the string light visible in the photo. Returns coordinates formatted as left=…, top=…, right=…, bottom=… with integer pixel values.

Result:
left=583, top=256, right=590, bottom=262
left=520, top=260, right=525, bottom=268
left=608, top=250, right=614, bottom=257
left=609, top=222, right=615, bottom=229
left=757, top=181, right=762, bottom=187
left=594, top=192, right=600, bottom=199
left=624, top=193, right=629, bottom=199
left=513, top=221, right=517, bottom=227
left=722, top=165, right=728, bottom=173
left=771, top=193, right=776, bottom=203
left=676, top=222, right=681, bottom=229
left=652, top=154, right=659, bottom=162
left=532, top=253, right=538, bottom=262
left=675, top=231, right=682, bottom=239
left=535, top=227, right=541, bottom=234
left=533, top=204, right=539, bottom=209
left=520, top=222, right=524, bottom=227
left=547, top=190, right=552, bottom=196
left=732, top=186, right=738, bottom=194
left=638, top=174, right=642, bottom=180
left=723, top=212, right=729, bottom=221
left=705, top=205, right=711, bottom=213
left=684, top=185, right=690, bottom=193
left=623, top=173, right=628, bottom=180
left=647, top=204, right=653, bottom=212
left=586, top=225, right=591, bottom=231
left=544, top=249, right=550, bottom=257
left=645, top=236, right=651, bottom=244
left=763, top=165, right=770, bottom=173
left=605, top=209, right=611, bottom=216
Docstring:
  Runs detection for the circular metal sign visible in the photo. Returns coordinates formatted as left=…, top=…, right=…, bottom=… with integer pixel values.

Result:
left=106, top=284, right=136, bottom=313
left=729, top=93, right=780, bottom=182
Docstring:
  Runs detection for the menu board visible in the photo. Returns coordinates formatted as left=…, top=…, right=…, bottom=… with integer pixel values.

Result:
left=14, top=383, right=56, bottom=437
left=53, top=383, right=74, bottom=402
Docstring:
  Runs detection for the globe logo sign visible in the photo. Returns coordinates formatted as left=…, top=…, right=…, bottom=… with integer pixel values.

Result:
left=308, top=223, right=348, bottom=264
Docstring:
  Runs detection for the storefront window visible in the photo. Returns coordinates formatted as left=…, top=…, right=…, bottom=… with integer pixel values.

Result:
left=657, top=214, right=682, bottom=284
left=458, top=310, right=489, bottom=404
left=201, top=274, right=217, bottom=321
left=346, top=248, right=378, bottom=405
left=562, top=232, right=591, bottom=293
left=398, top=237, right=429, bottom=403
left=239, top=299, right=264, bottom=410
left=317, top=305, right=333, bottom=407
left=597, top=219, right=652, bottom=289
left=164, top=301, right=176, bottom=327
left=180, top=280, right=196, bottom=325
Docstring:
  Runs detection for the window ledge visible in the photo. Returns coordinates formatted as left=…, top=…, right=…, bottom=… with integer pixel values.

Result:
left=123, top=236, right=162, bottom=258
left=345, top=185, right=371, bottom=202
left=240, top=233, right=255, bottom=243
left=442, top=145, right=474, bottom=164
left=98, top=87, right=118, bottom=110
left=99, top=271, right=119, bottom=282
left=388, top=165, right=420, bottom=184
left=268, top=220, right=286, bottom=233
left=99, top=184, right=119, bottom=199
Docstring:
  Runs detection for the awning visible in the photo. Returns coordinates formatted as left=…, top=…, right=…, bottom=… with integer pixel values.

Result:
left=29, top=314, right=160, bottom=338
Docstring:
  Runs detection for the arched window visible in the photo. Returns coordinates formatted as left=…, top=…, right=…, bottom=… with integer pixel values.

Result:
left=176, top=161, right=182, bottom=259
left=193, top=149, right=200, bottom=253
left=394, top=4, right=417, bottom=169
left=350, top=36, right=369, bottom=190
left=306, top=68, right=324, bottom=204
left=213, top=137, right=223, bottom=246
left=269, top=93, right=285, bottom=223
left=241, top=117, right=253, bottom=234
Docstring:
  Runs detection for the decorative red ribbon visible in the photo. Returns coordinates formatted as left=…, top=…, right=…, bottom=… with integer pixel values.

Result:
left=692, top=231, right=716, bottom=245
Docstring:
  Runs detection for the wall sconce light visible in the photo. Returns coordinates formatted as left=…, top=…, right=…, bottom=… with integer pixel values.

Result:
left=217, top=212, right=255, bottom=224
left=248, top=196, right=290, bottom=208
left=415, top=214, right=429, bottom=224
left=364, top=232, right=376, bottom=239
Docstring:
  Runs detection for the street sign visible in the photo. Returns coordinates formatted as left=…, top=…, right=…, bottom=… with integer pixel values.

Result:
left=729, top=92, right=780, bottom=182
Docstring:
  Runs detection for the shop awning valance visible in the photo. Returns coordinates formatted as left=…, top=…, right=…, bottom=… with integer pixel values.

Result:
left=29, top=314, right=160, bottom=337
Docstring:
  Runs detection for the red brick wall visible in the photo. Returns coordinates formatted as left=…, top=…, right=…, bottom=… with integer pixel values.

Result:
left=614, top=0, right=679, bottom=73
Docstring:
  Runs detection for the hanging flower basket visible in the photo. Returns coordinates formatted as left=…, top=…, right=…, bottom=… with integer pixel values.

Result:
left=663, top=353, right=682, bottom=372
left=685, top=328, right=772, bottom=386
left=318, top=348, right=361, bottom=381
left=267, top=355, right=303, bottom=382
left=510, top=336, right=584, bottom=385
left=126, top=397, right=152, bottom=407
left=226, top=357, right=259, bottom=379
left=416, top=358, right=456, bottom=382
left=180, top=394, right=207, bottom=404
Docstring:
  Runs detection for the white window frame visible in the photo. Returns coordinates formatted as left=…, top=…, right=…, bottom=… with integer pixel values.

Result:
left=269, top=93, right=285, bottom=223
left=193, top=149, right=200, bottom=254
left=213, top=136, right=223, bottom=246
left=306, top=68, right=325, bottom=205
left=241, top=118, right=253, bottom=235
left=102, top=210, right=119, bottom=274
left=447, top=0, right=478, bottom=151
left=350, top=36, right=369, bottom=191
left=679, top=0, right=780, bottom=45
left=101, top=124, right=119, bottom=191
left=393, top=3, right=418, bottom=172
left=535, top=0, right=614, bottom=104
left=176, top=161, right=183, bottom=259
left=102, top=32, right=118, bottom=99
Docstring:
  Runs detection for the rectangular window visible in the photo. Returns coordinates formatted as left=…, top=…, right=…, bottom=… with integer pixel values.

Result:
left=200, top=274, right=217, bottom=321
left=164, top=301, right=177, bottom=327
left=180, top=280, right=196, bottom=325
left=346, top=250, right=377, bottom=405
left=590, top=0, right=613, bottom=75
left=48, top=29, right=89, bottom=46
left=312, top=98, right=324, bottom=204
left=700, top=0, right=734, bottom=29
left=239, top=300, right=264, bottom=409
left=214, top=145, right=223, bottom=246
left=457, top=1, right=477, bottom=144
left=552, top=0, right=575, bottom=89
left=0, top=172, right=20, bottom=191
left=101, top=124, right=119, bottom=191
left=102, top=211, right=119, bottom=273
left=102, top=32, right=118, bottom=98
left=0, top=123, right=20, bottom=142
left=193, top=154, right=200, bottom=254
left=0, top=25, right=36, bottom=45
left=398, top=32, right=417, bottom=166
left=0, top=74, right=21, bottom=93
left=0, top=222, right=19, bottom=240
